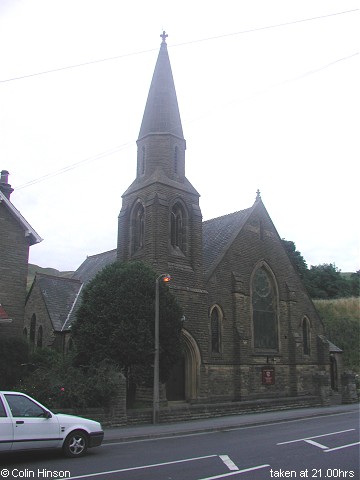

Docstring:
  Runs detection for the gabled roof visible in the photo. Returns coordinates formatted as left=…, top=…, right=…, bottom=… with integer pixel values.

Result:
left=0, top=190, right=42, bottom=246
left=138, top=35, right=184, bottom=140
left=72, top=249, right=117, bottom=284
left=203, top=205, right=255, bottom=277
left=34, top=273, right=82, bottom=332
left=327, top=339, right=343, bottom=353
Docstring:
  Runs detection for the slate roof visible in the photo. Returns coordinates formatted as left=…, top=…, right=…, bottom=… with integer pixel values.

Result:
left=34, top=274, right=82, bottom=331
left=202, top=206, right=254, bottom=276
left=72, top=249, right=117, bottom=284
left=327, top=340, right=343, bottom=353
left=0, top=190, right=42, bottom=246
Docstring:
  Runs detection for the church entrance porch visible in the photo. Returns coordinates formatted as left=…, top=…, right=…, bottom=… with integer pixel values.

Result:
left=166, top=330, right=201, bottom=402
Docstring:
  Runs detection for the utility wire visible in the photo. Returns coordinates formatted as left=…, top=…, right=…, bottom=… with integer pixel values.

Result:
left=0, top=8, right=357, bottom=84
left=14, top=51, right=357, bottom=191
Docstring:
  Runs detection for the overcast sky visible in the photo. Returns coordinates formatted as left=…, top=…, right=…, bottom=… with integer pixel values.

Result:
left=0, top=0, right=358, bottom=273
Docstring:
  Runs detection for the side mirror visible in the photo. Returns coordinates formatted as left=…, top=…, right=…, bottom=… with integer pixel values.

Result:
left=44, top=410, right=52, bottom=419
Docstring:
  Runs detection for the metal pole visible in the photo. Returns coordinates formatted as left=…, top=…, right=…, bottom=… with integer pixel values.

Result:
left=153, top=276, right=160, bottom=424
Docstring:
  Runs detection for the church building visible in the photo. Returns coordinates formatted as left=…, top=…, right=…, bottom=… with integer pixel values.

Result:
left=25, top=33, right=331, bottom=404
left=117, top=32, right=330, bottom=402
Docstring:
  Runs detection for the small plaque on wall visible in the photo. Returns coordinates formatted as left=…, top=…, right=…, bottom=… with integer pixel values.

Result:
left=262, top=367, right=275, bottom=385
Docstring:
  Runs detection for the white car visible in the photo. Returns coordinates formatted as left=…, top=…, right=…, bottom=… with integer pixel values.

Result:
left=0, top=391, right=104, bottom=457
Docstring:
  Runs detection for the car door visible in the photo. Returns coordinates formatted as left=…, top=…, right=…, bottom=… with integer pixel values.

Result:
left=4, top=393, right=61, bottom=451
left=0, top=395, right=13, bottom=451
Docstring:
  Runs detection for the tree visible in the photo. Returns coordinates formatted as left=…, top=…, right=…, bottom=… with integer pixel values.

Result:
left=71, top=261, right=183, bottom=390
left=307, top=263, right=351, bottom=299
left=282, top=239, right=309, bottom=282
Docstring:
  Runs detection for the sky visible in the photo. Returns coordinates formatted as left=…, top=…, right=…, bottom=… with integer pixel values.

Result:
left=0, top=0, right=359, bottom=273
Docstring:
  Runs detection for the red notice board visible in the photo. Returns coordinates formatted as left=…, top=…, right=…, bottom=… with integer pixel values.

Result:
left=262, top=367, right=275, bottom=385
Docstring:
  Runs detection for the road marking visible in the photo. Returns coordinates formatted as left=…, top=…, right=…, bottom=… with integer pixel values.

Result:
left=66, top=454, right=218, bottom=479
left=198, top=464, right=270, bottom=480
left=277, top=428, right=355, bottom=445
left=219, top=455, right=239, bottom=470
left=304, top=439, right=329, bottom=449
left=325, top=441, right=360, bottom=452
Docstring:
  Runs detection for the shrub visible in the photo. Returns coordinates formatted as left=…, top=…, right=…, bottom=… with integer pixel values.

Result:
left=17, top=348, right=120, bottom=409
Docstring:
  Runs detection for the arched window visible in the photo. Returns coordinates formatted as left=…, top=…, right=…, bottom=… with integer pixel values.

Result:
left=23, top=327, right=28, bottom=338
left=132, top=202, right=145, bottom=253
left=171, top=203, right=186, bottom=252
left=37, top=326, right=43, bottom=348
left=302, top=317, right=311, bottom=355
left=30, top=314, right=36, bottom=345
left=210, top=306, right=222, bottom=353
left=252, top=267, right=278, bottom=351
left=174, top=146, right=178, bottom=174
left=140, top=146, right=146, bottom=175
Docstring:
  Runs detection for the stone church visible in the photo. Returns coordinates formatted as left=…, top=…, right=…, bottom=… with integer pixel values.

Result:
left=24, top=33, right=333, bottom=404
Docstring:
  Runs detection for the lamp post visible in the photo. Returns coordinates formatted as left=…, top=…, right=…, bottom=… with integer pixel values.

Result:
left=153, top=273, right=171, bottom=424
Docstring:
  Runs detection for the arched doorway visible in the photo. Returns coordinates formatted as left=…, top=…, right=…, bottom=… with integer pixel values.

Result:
left=166, top=330, right=201, bottom=402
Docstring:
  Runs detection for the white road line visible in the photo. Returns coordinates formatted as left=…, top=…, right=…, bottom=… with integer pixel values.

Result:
left=198, top=464, right=271, bottom=480
left=325, top=441, right=360, bottom=453
left=304, top=439, right=329, bottom=449
left=277, top=428, right=355, bottom=445
left=66, top=454, right=218, bottom=479
left=219, top=455, right=239, bottom=470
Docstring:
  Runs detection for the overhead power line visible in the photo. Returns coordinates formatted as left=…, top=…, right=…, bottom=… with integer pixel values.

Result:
left=14, top=50, right=358, bottom=191
left=0, top=8, right=357, bottom=84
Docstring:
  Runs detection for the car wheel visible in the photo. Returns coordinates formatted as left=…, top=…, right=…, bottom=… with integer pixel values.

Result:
left=63, top=430, right=88, bottom=458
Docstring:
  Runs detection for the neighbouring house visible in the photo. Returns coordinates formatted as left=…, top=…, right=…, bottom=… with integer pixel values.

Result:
left=0, top=170, right=42, bottom=339
left=25, top=33, right=344, bottom=405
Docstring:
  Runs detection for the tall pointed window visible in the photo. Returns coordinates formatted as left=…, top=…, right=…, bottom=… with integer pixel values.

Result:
left=132, top=203, right=145, bottom=253
left=37, top=326, right=43, bottom=348
left=210, top=306, right=222, bottom=354
left=174, top=146, right=178, bottom=174
left=302, top=317, right=311, bottom=355
left=140, top=146, right=146, bottom=175
left=171, top=203, right=186, bottom=252
left=252, top=267, right=278, bottom=351
left=30, top=314, right=36, bottom=346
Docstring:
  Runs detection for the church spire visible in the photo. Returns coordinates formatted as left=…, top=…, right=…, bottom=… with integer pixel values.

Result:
left=138, top=32, right=184, bottom=140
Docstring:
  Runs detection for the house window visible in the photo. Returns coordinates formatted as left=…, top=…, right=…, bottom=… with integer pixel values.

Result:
left=171, top=203, right=186, bottom=252
left=302, top=317, right=311, bottom=355
left=210, top=306, right=222, bottom=353
left=30, top=314, right=36, bottom=345
left=252, top=267, right=278, bottom=351
left=132, top=203, right=145, bottom=253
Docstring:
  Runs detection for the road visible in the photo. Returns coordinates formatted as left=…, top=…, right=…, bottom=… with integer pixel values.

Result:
left=1, top=408, right=359, bottom=480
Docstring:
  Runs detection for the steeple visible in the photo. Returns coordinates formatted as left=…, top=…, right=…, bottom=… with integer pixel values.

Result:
left=138, top=31, right=184, bottom=141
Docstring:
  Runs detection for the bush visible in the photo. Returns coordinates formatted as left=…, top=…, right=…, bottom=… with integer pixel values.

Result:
left=17, top=348, right=120, bottom=410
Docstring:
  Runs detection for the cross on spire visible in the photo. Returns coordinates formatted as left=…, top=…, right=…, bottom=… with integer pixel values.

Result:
left=256, top=189, right=262, bottom=201
left=160, top=31, right=168, bottom=43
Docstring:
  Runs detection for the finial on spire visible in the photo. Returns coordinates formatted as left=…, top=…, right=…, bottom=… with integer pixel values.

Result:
left=160, top=31, right=168, bottom=44
left=256, top=189, right=261, bottom=201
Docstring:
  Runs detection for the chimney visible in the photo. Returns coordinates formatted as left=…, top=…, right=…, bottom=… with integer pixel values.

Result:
left=0, top=170, right=14, bottom=199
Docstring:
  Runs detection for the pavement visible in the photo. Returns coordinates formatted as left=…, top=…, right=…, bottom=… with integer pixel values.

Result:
left=103, top=403, right=359, bottom=444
